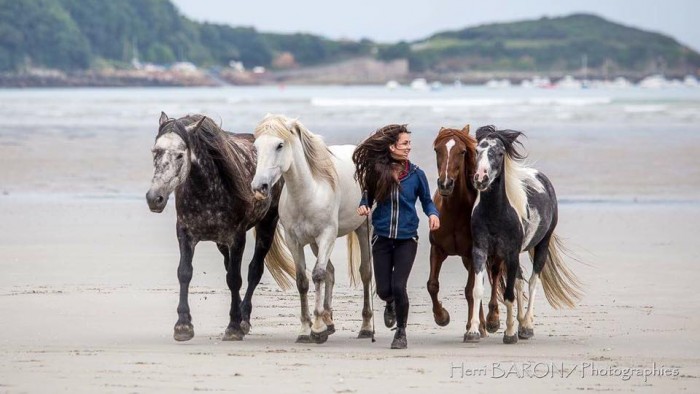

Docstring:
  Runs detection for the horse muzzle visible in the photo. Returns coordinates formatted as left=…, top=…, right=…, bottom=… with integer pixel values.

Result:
left=146, top=189, right=168, bottom=213
left=438, top=178, right=455, bottom=197
left=438, top=178, right=455, bottom=196
left=251, top=181, right=270, bottom=201
left=473, top=173, right=491, bottom=192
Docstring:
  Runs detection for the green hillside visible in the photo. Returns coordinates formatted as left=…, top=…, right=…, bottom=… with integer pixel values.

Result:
left=0, top=0, right=372, bottom=72
left=0, top=1, right=697, bottom=77
left=401, top=14, right=700, bottom=73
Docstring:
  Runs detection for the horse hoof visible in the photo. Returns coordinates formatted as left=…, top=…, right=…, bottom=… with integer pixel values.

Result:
left=240, top=321, right=251, bottom=336
left=222, top=327, right=244, bottom=341
left=357, top=330, right=374, bottom=339
left=434, top=309, right=451, bottom=327
left=326, top=324, right=335, bottom=335
left=486, top=320, right=500, bottom=333
left=296, top=335, right=311, bottom=343
left=503, top=333, right=519, bottom=344
left=463, top=332, right=481, bottom=343
left=173, top=323, right=194, bottom=342
left=518, top=326, right=534, bottom=340
left=310, top=330, right=329, bottom=344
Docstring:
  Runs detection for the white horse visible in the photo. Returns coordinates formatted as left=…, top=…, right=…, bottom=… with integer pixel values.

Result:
left=250, top=114, right=373, bottom=343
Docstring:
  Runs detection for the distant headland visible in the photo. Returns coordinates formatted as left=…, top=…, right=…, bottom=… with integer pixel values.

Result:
left=1, top=0, right=698, bottom=87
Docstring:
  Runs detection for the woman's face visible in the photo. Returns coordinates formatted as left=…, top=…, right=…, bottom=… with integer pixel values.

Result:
left=390, top=132, right=411, bottom=161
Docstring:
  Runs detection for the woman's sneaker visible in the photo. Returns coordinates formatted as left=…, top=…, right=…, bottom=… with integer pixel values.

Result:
left=391, top=327, right=407, bottom=349
left=384, top=302, right=396, bottom=328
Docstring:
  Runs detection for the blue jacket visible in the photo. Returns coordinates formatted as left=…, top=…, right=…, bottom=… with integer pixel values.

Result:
left=359, top=162, right=439, bottom=240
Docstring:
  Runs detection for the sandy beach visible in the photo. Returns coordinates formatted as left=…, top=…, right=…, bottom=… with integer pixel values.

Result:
left=0, top=86, right=699, bottom=392
left=1, top=197, right=698, bottom=393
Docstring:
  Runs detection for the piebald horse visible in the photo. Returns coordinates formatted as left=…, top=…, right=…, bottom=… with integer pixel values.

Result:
left=250, top=114, right=373, bottom=343
left=466, top=125, right=582, bottom=344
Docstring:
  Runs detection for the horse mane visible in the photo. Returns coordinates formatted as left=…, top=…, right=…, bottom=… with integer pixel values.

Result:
left=433, top=126, right=478, bottom=179
left=475, top=125, right=544, bottom=224
left=173, top=114, right=253, bottom=202
left=255, top=114, right=338, bottom=191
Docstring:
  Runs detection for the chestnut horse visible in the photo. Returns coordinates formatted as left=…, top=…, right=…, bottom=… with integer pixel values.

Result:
left=428, top=126, right=503, bottom=341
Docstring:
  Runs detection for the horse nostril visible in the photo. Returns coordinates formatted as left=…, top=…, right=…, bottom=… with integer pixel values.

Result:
left=155, top=196, right=164, bottom=204
left=261, top=183, right=269, bottom=193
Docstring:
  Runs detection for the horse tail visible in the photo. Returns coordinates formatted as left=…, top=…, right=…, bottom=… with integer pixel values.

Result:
left=263, top=224, right=296, bottom=291
left=538, top=233, right=583, bottom=309
left=346, top=231, right=362, bottom=287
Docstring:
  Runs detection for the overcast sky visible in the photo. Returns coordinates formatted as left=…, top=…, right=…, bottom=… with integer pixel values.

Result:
left=170, top=0, right=700, bottom=51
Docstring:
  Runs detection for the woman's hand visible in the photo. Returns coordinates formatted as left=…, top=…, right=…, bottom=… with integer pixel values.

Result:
left=357, top=205, right=370, bottom=216
left=428, top=214, right=440, bottom=231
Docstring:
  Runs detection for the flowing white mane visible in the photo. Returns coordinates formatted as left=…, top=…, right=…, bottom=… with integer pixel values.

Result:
left=503, top=156, right=545, bottom=225
left=255, top=114, right=338, bottom=191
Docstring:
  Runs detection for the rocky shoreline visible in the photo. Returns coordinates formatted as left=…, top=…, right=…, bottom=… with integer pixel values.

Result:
left=1, top=62, right=694, bottom=88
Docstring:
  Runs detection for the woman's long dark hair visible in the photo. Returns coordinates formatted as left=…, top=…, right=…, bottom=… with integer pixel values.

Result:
left=353, top=124, right=410, bottom=203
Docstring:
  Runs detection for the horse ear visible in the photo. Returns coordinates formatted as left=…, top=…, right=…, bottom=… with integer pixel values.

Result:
left=192, top=116, right=206, bottom=132
left=159, top=112, right=169, bottom=126
left=439, top=126, right=446, bottom=132
left=461, top=124, right=470, bottom=135
left=284, top=118, right=299, bottom=134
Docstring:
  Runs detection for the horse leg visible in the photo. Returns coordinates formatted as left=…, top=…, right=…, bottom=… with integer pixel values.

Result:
left=311, top=243, right=336, bottom=336
left=355, top=223, right=374, bottom=339
left=240, top=214, right=278, bottom=335
left=486, top=260, right=502, bottom=333
left=516, top=276, right=527, bottom=339
left=464, top=247, right=487, bottom=343
left=428, top=246, right=450, bottom=326
left=217, top=243, right=229, bottom=271
left=503, top=252, right=520, bottom=344
left=223, top=230, right=246, bottom=341
left=288, top=239, right=312, bottom=343
left=462, top=256, right=487, bottom=337
left=310, top=230, right=336, bottom=344
left=323, top=260, right=336, bottom=334
left=174, top=227, right=196, bottom=341
left=520, top=235, right=550, bottom=339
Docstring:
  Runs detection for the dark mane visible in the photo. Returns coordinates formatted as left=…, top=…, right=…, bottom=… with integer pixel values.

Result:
left=163, top=114, right=253, bottom=202
left=433, top=127, right=478, bottom=177
left=475, top=125, right=527, bottom=161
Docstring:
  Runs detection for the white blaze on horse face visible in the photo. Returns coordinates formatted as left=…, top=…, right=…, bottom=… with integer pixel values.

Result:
left=252, top=135, right=285, bottom=191
left=475, top=139, right=499, bottom=188
left=443, top=138, right=456, bottom=179
left=150, top=133, right=190, bottom=195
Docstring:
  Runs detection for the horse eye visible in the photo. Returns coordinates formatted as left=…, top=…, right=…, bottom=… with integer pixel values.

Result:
left=276, top=143, right=284, bottom=151
left=176, top=153, right=184, bottom=160
left=460, top=151, right=466, bottom=155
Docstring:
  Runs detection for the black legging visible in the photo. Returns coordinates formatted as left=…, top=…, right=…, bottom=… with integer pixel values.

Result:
left=372, top=235, right=418, bottom=329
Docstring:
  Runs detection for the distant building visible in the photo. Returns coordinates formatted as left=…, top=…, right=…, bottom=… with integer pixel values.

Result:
left=171, top=62, right=198, bottom=73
